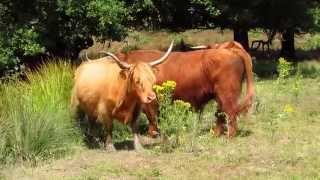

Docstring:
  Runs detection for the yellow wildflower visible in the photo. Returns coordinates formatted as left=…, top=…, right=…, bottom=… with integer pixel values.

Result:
left=163, top=80, right=176, bottom=91
left=153, top=85, right=165, bottom=94
left=283, top=104, right=294, bottom=113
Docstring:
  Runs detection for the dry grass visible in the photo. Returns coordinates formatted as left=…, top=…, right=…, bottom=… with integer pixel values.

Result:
left=83, top=29, right=320, bottom=62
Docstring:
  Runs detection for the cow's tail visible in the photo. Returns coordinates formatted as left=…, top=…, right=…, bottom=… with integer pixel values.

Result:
left=231, top=48, right=255, bottom=114
left=70, top=86, right=79, bottom=116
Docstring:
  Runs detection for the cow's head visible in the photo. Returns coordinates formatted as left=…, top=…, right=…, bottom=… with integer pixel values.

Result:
left=101, top=41, right=173, bottom=104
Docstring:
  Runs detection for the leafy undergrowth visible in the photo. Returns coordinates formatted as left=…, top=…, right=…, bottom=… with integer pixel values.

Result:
left=1, top=60, right=320, bottom=179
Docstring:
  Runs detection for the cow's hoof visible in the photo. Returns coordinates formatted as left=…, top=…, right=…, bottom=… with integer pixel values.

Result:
left=227, top=132, right=237, bottom=138
left=105, top=144, right=116, bottom=152
left=148, top=130, right=160, bottom=138
left=213, top=127, right=224, bottom=137
left=227, top=126, right=237, bottom=138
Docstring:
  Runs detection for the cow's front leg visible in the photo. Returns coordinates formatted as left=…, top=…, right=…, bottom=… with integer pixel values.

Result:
left=131, top=118, right=144, bottom=151
left=104, top=119, right=116, bottom=152
left=143, top=102, right=160, bottom=138
left=131, top=106, right=144, bottom=151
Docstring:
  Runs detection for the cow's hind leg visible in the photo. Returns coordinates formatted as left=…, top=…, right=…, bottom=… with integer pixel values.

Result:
left=214, top=86, right=241, bottom=138
left=218, top=97, right=239, bottom=138
left=70, top=93, right=85, bottom=124
left=214, top=109, right=226, bottom=137
left=99, top=112, right=116, bottom=152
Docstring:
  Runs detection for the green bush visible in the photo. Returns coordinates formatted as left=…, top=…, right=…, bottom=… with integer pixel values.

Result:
left=304, top=34, right=320, bottom=50
left=296, top=61, right=320, bottom=78
left=154, top=81, right=198, bottom=152
left=0, top=27, right=44, bottom=77
left=0, top=61, right=82, bottom=165
left=277, top=57, right=293, bottom=80
left=0, top=0, right=129, bottom=76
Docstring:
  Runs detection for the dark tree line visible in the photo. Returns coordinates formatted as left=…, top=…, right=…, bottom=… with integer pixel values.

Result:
left=1, top=0, right=319, bottom=75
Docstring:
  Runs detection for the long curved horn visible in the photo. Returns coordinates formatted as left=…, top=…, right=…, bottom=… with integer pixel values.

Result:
left=149, top=40, right=174, bottom=67
left=85, top=50, right=94, bottom=61
left=190, top=45, right=208, bottom=49
left=99, top=51, right=131, bottom=69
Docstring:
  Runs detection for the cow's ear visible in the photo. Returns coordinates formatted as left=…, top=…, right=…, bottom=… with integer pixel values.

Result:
left=152, top=67, right=159, bottom=74
left=119, top=69, right=128, bottom=79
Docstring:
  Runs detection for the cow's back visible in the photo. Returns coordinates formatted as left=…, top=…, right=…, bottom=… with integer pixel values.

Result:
left=74, top=59, right=126, bottom=118
left=119, top=49, right=245, bottom=109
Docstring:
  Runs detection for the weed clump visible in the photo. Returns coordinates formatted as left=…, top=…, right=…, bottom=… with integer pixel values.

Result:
left=154, top=81, right=198, bottom=152
left=277, top=57, right=293, bottom=80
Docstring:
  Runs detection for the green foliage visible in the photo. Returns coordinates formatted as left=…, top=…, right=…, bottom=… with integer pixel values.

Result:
left=191, top=0, right=219, bottom=17
left=0, top=26, right=44, bottom=76
left=275, top=58, right=309, bottom=104
left=57, top=0, right=128, bottom=44
left=256, top=0, right=314, bottom=32
left=277, top=58, right=293, bottom=80
left=0, top=39, right=17, bottom=74
left=309, top=6, right=320, bottom=32
left=292, top=72, right=303, bottom=101
left=154, top=81, right=198, bottom=152
left=127, top=0, right=221, bottom=29
left=126, top=0, right=159, bottom=29
left=304, top=34, right=320, bottom=50
left=0, top=61, right=82, bottom=165
left=11, top=27, right=45, bottom=56
left=0, top=0, right=129, bottom=76
left=296, top=60, right=320, bottom=79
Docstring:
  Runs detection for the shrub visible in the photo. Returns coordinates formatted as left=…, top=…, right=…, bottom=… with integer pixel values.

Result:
left=304, top=34, right=320, bottom=50
left=154, top=81, right=198, bottom=152
left=0, top=61, right=82, bottom=165
left=276, top=57, right=303, bottom=103
left=0, top=26, right=44, bottom=77
left=277, top=57, right=293, bottom=80
left=0, top=0, right=129, bottom=77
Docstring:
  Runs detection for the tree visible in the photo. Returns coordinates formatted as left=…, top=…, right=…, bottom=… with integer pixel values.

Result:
left=186, top=0, right=316, bottom=56
left=0, top=0, right=44, bottom=75
left=0, top=0, right=129, bottom=75
left=214, top=0, right=261, bottom=50
left=176, top=0, right=261, bottom=50
left=255, top=0, right=315, bottom=58
left=126, top=0, right=220, bottom=30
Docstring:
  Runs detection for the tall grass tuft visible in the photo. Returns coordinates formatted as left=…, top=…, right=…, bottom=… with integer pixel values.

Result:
left=0, top=61, right=82, bottom=165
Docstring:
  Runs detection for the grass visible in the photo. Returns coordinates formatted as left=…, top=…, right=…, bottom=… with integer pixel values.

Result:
left=0, top=61, right=82, bottom=165
left=1, top=30, right=320, bottom=179
left=1, top=58, right=320, bottom=179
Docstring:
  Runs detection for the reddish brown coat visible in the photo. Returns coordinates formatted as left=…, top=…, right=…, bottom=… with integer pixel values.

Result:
left=117, top=44, right=254, bottom=137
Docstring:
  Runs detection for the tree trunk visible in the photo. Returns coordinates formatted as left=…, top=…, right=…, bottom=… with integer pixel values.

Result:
left=281, top=28, right=295, bottom=59
left=233, top=28, right=249, bottom=51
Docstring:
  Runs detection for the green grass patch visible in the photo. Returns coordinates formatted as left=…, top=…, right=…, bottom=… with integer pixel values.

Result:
left=0, top=61, right=82, bottom=165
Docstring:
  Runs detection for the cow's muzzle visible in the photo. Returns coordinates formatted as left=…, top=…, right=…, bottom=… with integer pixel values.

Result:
left=145, top=92, right=156, bottom=103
